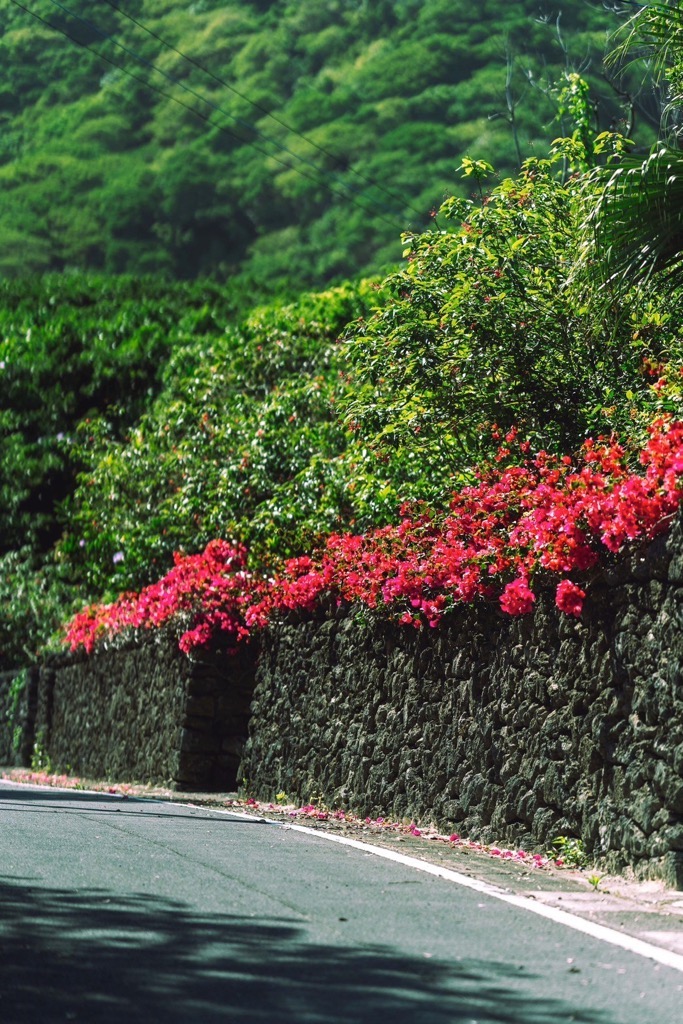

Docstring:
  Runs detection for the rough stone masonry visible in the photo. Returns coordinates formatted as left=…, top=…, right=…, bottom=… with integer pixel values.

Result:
left=241, top=519, right=683, bottom=887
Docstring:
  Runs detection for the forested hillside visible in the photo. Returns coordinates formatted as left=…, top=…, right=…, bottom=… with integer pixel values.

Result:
left=5, top=0, right=682, bottom=677
left=0, top=0, right=642, bottom=293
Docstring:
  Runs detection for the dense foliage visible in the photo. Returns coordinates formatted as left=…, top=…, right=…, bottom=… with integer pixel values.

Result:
left=584, top=1, right=683, bottom=289
left=0, top=273, right=245, bottom=554
left=0, top=272, right=256, bottom=668
left=7, top=129, right=683, bottom=669
left=60, top=279, right=383, bottom=594
left=54, top=138, right=683, bottom=661
left=0, top=0, right=643, bottom=293
left=5, top=3, right=683, bottom=669
left=339, top=143, right=673, bottom=521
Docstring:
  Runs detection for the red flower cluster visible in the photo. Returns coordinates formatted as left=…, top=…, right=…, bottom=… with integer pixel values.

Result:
left=64, top=418, right=683, bottom=656
left=554, top=579, right=587, bottom=618
left=65, top=540, right=254, bottom=655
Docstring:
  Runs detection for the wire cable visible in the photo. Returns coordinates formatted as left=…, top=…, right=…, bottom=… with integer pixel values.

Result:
left=38, top=0, right=412, bottom=230
left=97, top=0, right=431, bottom=224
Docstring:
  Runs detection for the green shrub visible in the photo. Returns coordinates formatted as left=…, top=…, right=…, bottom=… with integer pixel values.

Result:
left=0, top=273, right=246, bottom=554
left=58, top=154, right=683, bottom=602
left=338, top=152, right=683, bottom=523
left=0, top=548, right=78, bottom=671
left=60, top=280, right=384, bottom=594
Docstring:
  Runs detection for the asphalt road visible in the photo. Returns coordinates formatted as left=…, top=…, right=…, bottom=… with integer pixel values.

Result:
left=1, top=782, right=682, bottom=1023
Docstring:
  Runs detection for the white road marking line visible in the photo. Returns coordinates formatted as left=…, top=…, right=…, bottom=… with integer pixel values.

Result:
left=280, top=822, right=683, bottom=974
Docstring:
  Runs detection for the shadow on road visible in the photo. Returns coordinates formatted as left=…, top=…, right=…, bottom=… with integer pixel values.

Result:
left=0, top=878, right=614, bottom=1024
left=0, top=786, right=131, bottom=803
left=0, top=786, right=268, bottom=825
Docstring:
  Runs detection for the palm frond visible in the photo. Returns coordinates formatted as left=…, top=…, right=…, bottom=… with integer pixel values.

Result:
left=586, top=146, right=683, bottom=288
left=607, top=0, right=683, bottom=80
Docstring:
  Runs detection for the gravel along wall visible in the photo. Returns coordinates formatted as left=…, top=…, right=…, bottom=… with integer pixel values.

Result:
left=34, top=637, right=256, bottom=790
left=241, top=521, right=683, bottom=888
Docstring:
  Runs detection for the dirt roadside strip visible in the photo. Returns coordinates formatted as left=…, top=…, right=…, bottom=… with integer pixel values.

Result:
left=3, top=767, right=683, bottom=964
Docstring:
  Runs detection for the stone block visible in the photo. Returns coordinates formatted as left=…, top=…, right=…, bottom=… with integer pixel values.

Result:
left=184, top=695, right=216, bottom=719
left=653, top=762, right=683, bottom=813
left=660, top=853, right=683, bottom=889
left=179, top=728, right=221, bottom=755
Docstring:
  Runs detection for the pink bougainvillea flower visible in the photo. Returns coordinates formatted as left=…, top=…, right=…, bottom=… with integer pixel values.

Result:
left=555, top=579, right=586, bottom=617
left=499, top=577, right=536, bottom=615
left=63, top=417, right=683, bottom=656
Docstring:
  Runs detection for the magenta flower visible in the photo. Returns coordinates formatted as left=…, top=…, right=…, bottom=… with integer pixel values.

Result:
left=499, top=577, right=535, bottom=615
left=555, top=579, right=586, bottom=617
left=63, top=417, right=683, bottom=656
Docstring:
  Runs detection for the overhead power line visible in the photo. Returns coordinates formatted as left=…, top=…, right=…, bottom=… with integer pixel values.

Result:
left=97, top=0, right=430, bottom=225
left=14, top=0, right=415, bottom=233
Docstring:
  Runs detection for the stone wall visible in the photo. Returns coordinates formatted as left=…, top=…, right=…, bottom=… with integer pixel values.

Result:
left=35, top=635, right=256, bottom=790
left=241, top=522, right=683, bottom=888
left=4, top=519, right=683, bottom=886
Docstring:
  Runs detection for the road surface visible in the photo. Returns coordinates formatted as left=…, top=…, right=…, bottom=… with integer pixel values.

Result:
left=1, top=781, right=682, bottom=1023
